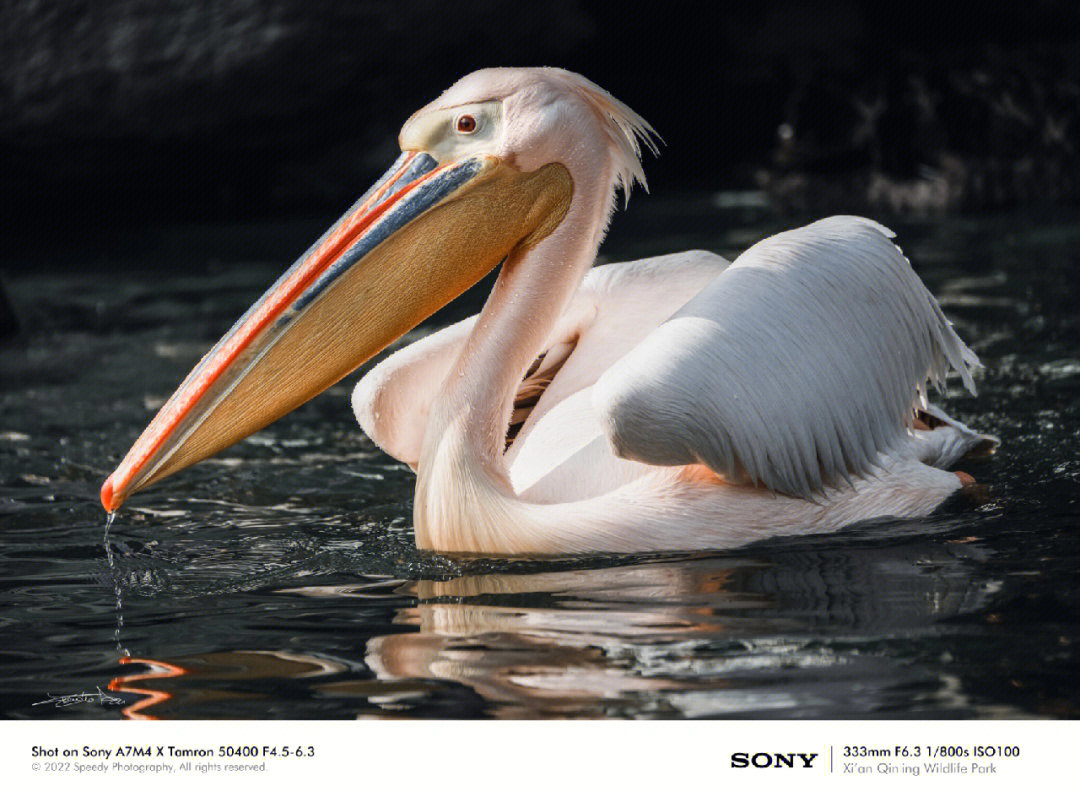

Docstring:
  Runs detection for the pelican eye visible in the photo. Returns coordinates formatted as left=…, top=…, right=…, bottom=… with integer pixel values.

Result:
left=455, top=114, right=478, bottom=134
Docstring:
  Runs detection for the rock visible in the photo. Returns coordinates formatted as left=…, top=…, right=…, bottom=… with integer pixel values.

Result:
left=2, top=0, right=592, bottom=233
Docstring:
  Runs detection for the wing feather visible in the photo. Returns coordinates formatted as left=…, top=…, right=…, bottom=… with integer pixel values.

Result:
left=594, top=216, right=979, bottom=497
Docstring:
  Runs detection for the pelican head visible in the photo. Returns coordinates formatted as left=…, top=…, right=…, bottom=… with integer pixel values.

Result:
left=101, top=68, right=654, bottom=511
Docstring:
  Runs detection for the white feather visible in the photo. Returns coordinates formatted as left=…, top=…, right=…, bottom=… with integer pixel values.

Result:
left=594, top=216, right=980, bottom=498
left=544, top=68, right=661, bottom=204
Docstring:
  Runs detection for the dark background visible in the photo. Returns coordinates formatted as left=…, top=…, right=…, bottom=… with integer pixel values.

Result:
left=3, top=0, right=1079, bottom=259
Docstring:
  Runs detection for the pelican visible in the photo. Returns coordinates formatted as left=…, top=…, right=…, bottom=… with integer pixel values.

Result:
left=100, top=68, right=997, bottom=554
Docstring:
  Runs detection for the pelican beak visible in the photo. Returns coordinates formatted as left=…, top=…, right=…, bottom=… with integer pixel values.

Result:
left=101, top=151, right=572, bottom=511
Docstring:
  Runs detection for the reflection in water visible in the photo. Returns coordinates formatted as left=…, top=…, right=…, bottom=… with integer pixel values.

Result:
left=109, top=658, right=186, bottom=720
left=109, top=651, right=346, bottom=720
left=356, top=545, right=1002, bottom=718
left=110, top=540, right=1014, bottom=719
left=365, top=561, right=751, bottom=718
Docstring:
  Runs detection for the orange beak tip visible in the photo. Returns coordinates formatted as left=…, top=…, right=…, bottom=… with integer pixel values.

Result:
left=100, top=475, right=118, bottom=513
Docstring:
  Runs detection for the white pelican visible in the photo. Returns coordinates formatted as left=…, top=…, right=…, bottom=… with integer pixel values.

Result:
left=101, top=68, right=997, bottom=554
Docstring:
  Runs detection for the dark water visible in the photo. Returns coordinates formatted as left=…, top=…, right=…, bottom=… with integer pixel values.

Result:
left=2, top=197, right=1079, bottom=719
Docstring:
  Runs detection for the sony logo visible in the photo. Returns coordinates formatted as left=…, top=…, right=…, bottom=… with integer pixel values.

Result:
left=730, top=752, right=819, bottom=769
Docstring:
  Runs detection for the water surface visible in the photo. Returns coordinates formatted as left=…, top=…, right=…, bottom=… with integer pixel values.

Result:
left=2, top=199, right=1078, bottom=719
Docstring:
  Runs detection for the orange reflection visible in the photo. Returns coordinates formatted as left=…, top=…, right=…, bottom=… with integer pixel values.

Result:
left=109, top=656, right=187, bottom=720
left=108, top=650, right=347, bottom=719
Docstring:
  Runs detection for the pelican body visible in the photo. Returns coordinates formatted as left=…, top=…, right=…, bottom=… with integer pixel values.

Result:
left=101, top=68, right=996, bottom=554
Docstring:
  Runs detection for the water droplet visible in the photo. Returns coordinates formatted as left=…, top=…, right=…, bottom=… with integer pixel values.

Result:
left=104, top=512, right=130, bottom=658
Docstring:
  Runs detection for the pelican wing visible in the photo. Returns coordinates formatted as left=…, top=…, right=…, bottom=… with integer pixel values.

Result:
left=593, top=216, right=978, bottom=497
